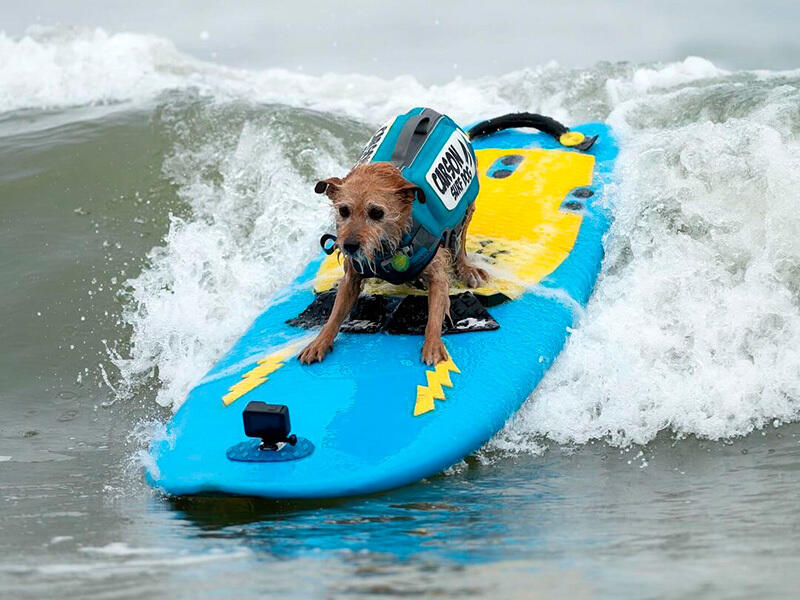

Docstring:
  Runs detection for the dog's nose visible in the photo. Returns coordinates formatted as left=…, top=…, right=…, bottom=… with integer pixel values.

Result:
left=342, top=240, right=360, bottom=255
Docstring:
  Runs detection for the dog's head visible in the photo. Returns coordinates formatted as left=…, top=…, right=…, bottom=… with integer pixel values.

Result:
left=316, top=162, right=418, bottom=267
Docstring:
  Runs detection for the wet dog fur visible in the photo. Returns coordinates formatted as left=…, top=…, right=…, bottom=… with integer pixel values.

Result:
left=298, top=162, right=487, bottom=366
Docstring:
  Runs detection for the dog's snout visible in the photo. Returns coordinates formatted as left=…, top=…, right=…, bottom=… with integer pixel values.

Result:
left=342, top=240, right=360, bottom=255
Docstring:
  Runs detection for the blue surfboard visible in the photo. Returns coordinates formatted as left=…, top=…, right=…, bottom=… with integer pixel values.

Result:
left=146, top=121, right=617, bottom=498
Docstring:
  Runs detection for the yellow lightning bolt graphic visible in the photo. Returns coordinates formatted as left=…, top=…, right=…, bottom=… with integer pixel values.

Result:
left=221, top=338, right=309, bottom=406
left=414, top=353, right=460, bottom=416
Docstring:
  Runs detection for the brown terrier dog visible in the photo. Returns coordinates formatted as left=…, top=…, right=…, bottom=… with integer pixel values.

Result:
left=298, top=162, right=487, bottom=366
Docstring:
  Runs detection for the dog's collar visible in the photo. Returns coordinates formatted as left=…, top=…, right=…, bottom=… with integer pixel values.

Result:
left=318, top=217, right=464, bottom=285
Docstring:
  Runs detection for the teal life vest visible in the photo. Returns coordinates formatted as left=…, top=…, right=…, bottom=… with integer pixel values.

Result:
left=320, top=107, right=480, bottom=284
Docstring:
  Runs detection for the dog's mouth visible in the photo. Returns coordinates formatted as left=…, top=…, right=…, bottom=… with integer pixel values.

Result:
left=339, top=245, right=368, bottom=270
left=346, top=248, right=371, bottom=271
left=340, top=238, right=398, bottom=271
left=340, top=245, right=365, bottom=260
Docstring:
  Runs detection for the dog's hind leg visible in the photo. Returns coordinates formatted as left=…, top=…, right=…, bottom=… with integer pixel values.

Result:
left=454, top=203, right=487, bottom=288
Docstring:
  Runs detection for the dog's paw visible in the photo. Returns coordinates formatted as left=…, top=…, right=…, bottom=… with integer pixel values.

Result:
left=456, top=262, right=488, bottom=288
left=421, top=338, right=448, bottom=366
left=298, top=338, right=332, bottom=364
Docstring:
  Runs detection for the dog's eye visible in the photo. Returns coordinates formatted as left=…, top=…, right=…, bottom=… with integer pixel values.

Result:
left=368, top=206, right=384, bottom=221
left=338, top=206, right=350, bottom=218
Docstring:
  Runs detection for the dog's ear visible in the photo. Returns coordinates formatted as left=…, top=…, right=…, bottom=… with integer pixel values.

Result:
left=392, top=182, right=423, bottom=205
left=314, top=177, right=343, bottom=199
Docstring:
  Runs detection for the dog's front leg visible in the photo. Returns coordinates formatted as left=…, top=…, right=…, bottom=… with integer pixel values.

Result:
left=299, top=264, right=362, bottom=364
left=420, top=249, right=451, bottom=365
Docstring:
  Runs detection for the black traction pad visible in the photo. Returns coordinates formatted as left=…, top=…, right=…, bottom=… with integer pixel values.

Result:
left=287, top=291, right=398, bottom=333
left=287, top=291, right=499, bottom=335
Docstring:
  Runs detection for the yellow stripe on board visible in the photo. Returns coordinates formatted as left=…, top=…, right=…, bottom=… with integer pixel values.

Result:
left=313, top=147, right=595, bottom=298
left=414, top=354, right=460, bottom=416
left=221, top=338, right=310, bottom=406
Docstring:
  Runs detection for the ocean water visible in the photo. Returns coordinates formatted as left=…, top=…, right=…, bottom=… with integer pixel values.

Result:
left=2, top=10, right=800, bottom=600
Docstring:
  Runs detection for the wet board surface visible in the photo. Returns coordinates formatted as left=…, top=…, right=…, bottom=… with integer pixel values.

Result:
left=147, top=122, right=618, bottom=498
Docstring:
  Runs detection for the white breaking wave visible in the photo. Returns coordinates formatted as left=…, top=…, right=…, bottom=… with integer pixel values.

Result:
left=0, top=27, right=196, bottom=112
left=113, top=116, right=344, bottom=407
left=0, top=25, right=516, bottom=125
left=493, top=86, right=800, bottom=448
left=8, top=27, right=799, bottom=447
